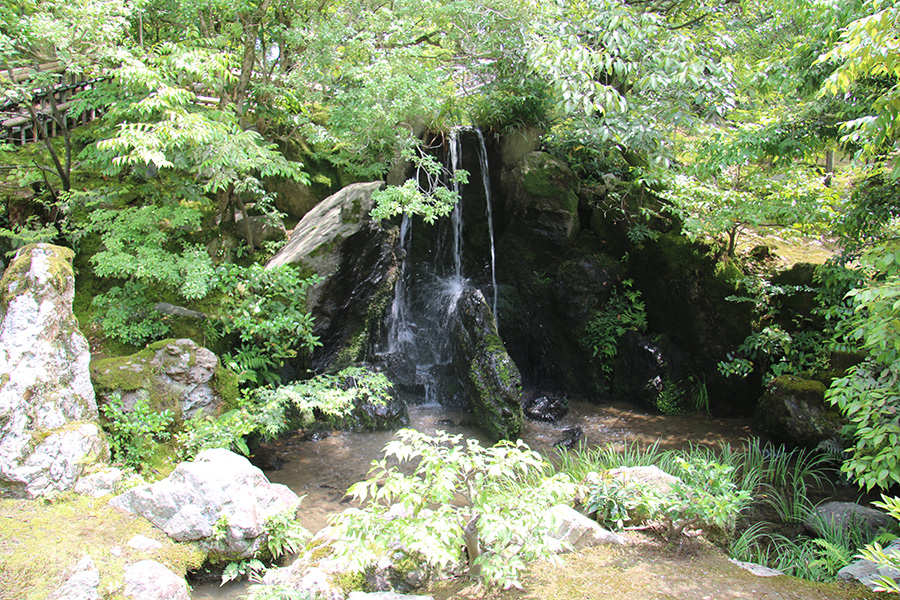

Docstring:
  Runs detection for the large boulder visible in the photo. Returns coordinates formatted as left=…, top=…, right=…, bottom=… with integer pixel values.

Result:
left=109, top=448, right=301, bottom=560
left=267, top=182, right=400, bottom=372
left=755, top=375, right=844, bottom=450
left=452, top=289, right=522, bottom=440
left=0, top=243, right=107, bottom=497
left=91, top=338, right=238, bottom=423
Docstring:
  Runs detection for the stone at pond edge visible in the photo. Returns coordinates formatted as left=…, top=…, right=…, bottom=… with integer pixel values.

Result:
left=0, top=243, right=108, bottom=498
left=806, top=501, right=893, bottom=539
left=262, top=566, right=345, bottom=600
left=755, top=375, right=844, bottom=450
left=451, top=289, right=523, bottom=441
left=91, top=338, right=238, bottom=423
left=109, top=448, right=300, bottom=560
left=838, top=539, right=900, bottom=590
left=123, top=560, right=190, bottom=600
left=522, top=394, right=568, bottom=422
left=347, top=594, right=434, bottom=600
left=729, top=558, right=783, bottom=577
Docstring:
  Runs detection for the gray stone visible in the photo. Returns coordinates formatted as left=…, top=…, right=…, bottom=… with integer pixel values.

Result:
left=347, top=594, right=433, bottom=600
left=451, top=289, right=523, bottom=441
left=74, top=467, right=126, bottom=497
left=806, top=501, right=893, bottom=539
left=838, top=539, right=900, bottom=590
left=110, top=448, right=300, bottom=559
left=123, top=560, right=190, bottom=600
left=729, top=558, right=783, bottom=577
left=267, top=181, right=384, bottom=276
left=543, top=504, right=625, bottom=549
left=266, top=182, right=401, bottom=373
left=262, top=566, right=346, bottom=600
left=91, top=338, right=235, bottom=421
left=0, top=244, right=107, bottom=498
left=49, top=555, right=100, bottom=600
left=605, top=465, right=681, bottom=497
left=127, top=534, right=163, bottom=551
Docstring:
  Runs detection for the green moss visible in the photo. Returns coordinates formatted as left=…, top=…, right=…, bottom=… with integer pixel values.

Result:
left=520, top=155, right=579, bottom=214
left=212, top=365, right=240, bottom=412
left=0, top=495, right=205, bottom=600
left=772, top=375, right=827, bottom=396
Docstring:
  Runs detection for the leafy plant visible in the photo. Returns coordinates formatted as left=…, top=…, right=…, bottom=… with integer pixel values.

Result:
left=858, top=495, right=900, bottom=593
left=91, top=281, right=170, bottom=347
left=370, top=140, right=469, bottom=224
left=222, top=559, right=266, bottom=584
left=263, top=509, right=310, bottom=561
left=99, top=393, right=174, bottom=472
left=825, top=245, right=900, bottom=490
left=329, top=429, right=575, bottom=589
left=255, top=366, right=395, bottom=432
left=212, top=263, right=321, bottom=386
left=582, top=279, right=647, bottom=380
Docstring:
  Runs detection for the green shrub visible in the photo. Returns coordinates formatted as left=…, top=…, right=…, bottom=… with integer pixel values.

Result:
left=329, top=429, right=576, bottom=589
left=100, top=393, right=174, bottom=472
left=582, top=279, right=647, bottom=380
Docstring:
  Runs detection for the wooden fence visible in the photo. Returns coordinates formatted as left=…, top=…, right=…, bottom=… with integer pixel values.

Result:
left=1, top=63, right=107, bottom=146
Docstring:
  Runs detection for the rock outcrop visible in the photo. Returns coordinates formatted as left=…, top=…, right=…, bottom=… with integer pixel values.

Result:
left=267, top=181, right=400, bottom=372
left=110, top=448, right=301, bottom=560
left=806, top=501, right=893, bottom=539
left=452, top=289, right=522, bottom=440
left=0, top=244, right=107, bottom=497
left=91, top=338, right=238, bottom=422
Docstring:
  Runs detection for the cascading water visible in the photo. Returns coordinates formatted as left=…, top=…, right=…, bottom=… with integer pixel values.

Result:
left=379, top=127, right=499, bottom=406
left=476, top=128, right=498, bottom=320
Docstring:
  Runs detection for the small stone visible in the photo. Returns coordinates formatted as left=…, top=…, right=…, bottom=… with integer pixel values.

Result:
left=127, top=534, right=163, bottom=551
left=123, top=560, right=190, bottom=600
left=49, top=555, right=100, bottom=600
left=109, top=547, right=122, bottom=557
left=729, top=558, right=783, bottom=577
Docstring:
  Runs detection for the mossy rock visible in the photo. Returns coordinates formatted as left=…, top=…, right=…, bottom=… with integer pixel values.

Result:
left=90, top=338, right=238, bottom=424
left=517, top=152, right=579, bottom=214
left=754, top=374, right=845, bottom=450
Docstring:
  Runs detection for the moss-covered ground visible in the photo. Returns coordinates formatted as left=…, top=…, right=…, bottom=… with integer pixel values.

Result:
left=0, top=494, right=204, bottom=600
left=428, top=533, right=892, bottom=600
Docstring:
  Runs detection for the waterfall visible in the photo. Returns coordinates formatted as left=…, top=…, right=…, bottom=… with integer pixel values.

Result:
left=379, top=127, right=497, bottom=406
left=475, top=128, right=498, bottom=321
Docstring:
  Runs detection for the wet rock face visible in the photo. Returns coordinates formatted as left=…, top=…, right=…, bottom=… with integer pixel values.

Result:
left=754, top=375, right=844, bottom=450
left=452, top=289, right=523, bottom=441
left=110, top=448, right=300, bottom=560
left=614, top=332, right=686, bottom=413
left=266, top=181, right=400, bottom=373
left=0, top=244, right=107, bottom=498
left=91, top=338, right=238, bottom=422
left=522, top=394, right=568, bottom=422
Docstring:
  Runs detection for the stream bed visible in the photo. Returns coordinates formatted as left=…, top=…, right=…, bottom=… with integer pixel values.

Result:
left=191, top=399, right=757, bottom=599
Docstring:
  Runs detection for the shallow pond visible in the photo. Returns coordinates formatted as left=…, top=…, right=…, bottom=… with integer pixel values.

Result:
left=191, top=398, right=757, bottom=599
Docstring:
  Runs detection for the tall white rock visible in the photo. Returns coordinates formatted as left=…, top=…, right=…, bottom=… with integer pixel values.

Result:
left=0, top=243, right=106, bottom=497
